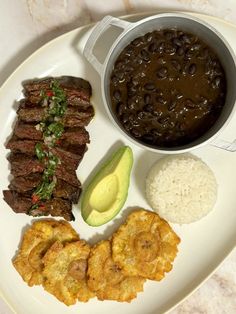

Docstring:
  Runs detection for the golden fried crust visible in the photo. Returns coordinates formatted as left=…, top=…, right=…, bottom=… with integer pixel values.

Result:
left=112, top=209, right=180, bottom=281
left=13, top=220, right=79, bottom=286
left=87, top=240, right=145, bottom=302
left=42, top=240, right=95, bottom=305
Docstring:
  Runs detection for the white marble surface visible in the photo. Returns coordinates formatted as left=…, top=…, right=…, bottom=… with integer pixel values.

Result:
left=0, top=1, right=236, bottom=313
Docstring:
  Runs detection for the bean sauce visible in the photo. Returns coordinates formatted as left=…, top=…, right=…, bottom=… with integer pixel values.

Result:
left=110, top=29, right=226, bottom=147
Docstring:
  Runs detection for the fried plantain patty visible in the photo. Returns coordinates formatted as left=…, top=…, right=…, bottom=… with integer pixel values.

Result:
left=13, top=220, right=79, bottom=286
left=42, top=240, right=94, bottom=305
left=87, top=240, right=145, bottom=302
left=112, top=209, right=180, bottom=281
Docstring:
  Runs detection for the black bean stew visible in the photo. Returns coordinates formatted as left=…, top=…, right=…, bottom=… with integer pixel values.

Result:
left=110, top=29, right=226, bottom=148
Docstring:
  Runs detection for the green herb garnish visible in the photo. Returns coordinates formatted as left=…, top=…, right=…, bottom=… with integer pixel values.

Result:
left=42, top=153, right=59, bottom=180
left=47, top=122, right=64, bottom=139
left=35, top=142, right=46, bottom=160
left=49, top=81, right=67, bottom=117
left=34, top=180, right=56, bottom=200
left=30, top=79, right=67, bottom=210
left=39, top=80, right=67, bottom=144
left=30, top=204, right=39, bottom=211
left=33, top=152, right=59, bottom=201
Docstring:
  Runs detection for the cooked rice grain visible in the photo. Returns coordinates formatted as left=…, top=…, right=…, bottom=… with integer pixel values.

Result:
left=146, top=154, right=217, bottom=224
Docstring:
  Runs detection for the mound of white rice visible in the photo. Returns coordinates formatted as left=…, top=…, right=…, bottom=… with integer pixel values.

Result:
left=146, top=154, right=217, bottom=224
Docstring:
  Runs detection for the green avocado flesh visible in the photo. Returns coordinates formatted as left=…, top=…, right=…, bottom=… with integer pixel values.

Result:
left=81, top=146, right=133, bottom=226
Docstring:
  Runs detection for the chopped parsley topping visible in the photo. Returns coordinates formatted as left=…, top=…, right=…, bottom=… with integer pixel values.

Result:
left=38, top=80, right=67, bottom=146
left=32, top=151, right=59, bottom=203
left=48, top=81, right=67, bottom=117
left=35, top=142, right=46, bottom=160
left=46, top=122, right=64, bottom=139
left=29, top=80, right=67, bottom=213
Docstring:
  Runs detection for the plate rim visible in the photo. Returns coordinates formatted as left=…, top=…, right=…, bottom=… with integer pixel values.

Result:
left=0, top=10, right=236, bottom=314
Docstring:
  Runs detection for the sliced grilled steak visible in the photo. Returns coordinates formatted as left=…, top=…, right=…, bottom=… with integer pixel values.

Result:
left=3, top=190, right=32, bottom=214
left=53, top=179, right=81, bottom=203
left=18, top=99, right=39, bottom=110
left=9, top=154, right=44, bottom=177
left=24, top=91, right=91, bottom=107
left=32, top=198, right=74, bottom=221
left=55, top=166, right=81, bottom=188
left=18, top=105, right=94, bottom=126
left=23, top=76, right=91, bottom=102
left=62, top=106, right=94, bottom=127
left=9, top=152, right=80, bottom=187
left=51, top=146, right=85, bottom=170
left=66, top=93, right=91, bottom=107
left=18, top=95, right=91, bottom=110
left=8, top=145, right=84, bottom=173
left=7, top=137, right=88, bottom=163
left=9, top=173, right=42, bottom=193
left=8, top=152, right=25, bottom=163
left=11, top=160, right=43, bottom=177
left=14, top=122, right=90, bottom=146
left=3, top=190, right=74, bottom=221
left=17, top=107, right=45, bottom=122
left=23, top=78, right=54, bottom=93
left=61, top=127, right=90, bottom=145
left=9, top=174, right=80, bottom=203
left=14, top=121, right=42, bottom=140
left=6, top=137, right=38, bottom=155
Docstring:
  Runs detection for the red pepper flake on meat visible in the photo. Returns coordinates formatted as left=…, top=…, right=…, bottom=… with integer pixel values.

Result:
left=38, top=204, right=46, bottom=210
left=46, top=90, right=54, bottom=97
left=32, top=194, right=40, bottom=204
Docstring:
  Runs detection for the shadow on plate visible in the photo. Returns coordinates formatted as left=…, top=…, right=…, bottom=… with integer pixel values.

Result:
left=133, top=150, right=163, bottom=199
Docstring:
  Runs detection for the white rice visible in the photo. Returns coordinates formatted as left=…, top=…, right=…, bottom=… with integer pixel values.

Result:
left=146, top=154, right=217, bottom=224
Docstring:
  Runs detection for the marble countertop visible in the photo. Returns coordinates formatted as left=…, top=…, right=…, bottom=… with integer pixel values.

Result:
left=0, top=1, right=235, bottom=313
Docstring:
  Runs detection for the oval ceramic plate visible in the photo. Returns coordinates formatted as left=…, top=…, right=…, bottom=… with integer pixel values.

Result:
left=0, top=12, right=235, bottom=314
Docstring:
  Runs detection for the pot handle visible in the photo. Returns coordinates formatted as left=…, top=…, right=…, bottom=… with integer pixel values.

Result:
left=83, top=15, right=131, bottom=73
left=211, top=137, right=236, bottom=152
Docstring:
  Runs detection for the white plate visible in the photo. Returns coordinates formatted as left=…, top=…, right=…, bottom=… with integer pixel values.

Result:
left=0, top=12, right=236, bottom=314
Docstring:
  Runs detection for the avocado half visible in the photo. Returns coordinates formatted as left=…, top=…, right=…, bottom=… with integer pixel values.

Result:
left=81, top=146, right=133, bottom=226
